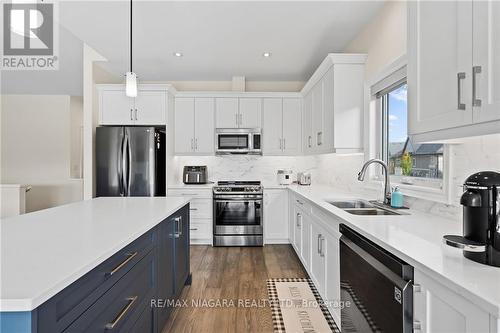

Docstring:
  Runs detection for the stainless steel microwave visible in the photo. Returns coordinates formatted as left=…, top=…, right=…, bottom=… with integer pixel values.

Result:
left=215, top=128, right=262, bottom=155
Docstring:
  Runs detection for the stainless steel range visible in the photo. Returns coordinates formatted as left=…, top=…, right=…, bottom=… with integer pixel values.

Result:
left=213, top=181, right=263, bottom=246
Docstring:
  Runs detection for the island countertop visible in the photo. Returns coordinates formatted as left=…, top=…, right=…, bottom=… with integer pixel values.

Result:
left=0, top=196, right=190, bottom=312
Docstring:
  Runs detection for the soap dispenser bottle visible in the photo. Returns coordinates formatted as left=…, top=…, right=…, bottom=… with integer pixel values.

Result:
left=391, top=186, right=403, bottom=208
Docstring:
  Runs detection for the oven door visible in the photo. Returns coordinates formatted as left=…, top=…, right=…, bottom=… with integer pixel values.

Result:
left=216, top=133, right=251, bottom=154
left=214, top=197, right=263, bottom=235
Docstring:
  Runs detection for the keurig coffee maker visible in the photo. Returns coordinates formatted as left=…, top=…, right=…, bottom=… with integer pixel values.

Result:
left=444, top=171, right=500, bottom=267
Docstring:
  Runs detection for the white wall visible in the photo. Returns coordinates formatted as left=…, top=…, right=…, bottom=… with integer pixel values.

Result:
left=1, top=95, right=83, bottom=213
left=344, top=1, right=407, bottom=81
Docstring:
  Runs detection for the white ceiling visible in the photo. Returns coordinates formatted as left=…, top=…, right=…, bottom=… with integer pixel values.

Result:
left=2, top=1, right=384, bottom=95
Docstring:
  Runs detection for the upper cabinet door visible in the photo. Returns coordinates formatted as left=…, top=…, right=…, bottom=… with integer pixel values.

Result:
left=134, top=91, right=167, bottom=125
left=303, top=92, right=313, bottom=152
left=262, top=98, right=283, bottom=155
left=194, top=98, right=215, bottom=154
left=215, top=98, right=238, bottom=128
left=174, top=98, right=195, bottom=154
left=311, top=81, right=324, bottom=148
left=239, top=98, right=262, bottom=128
left=408, top=1, right=473, bottom=135
left=472, top=0, right=500, bottom=123
left=100, top=90, right=134, bottom=125
left=282, top=98, right=302, bottom=155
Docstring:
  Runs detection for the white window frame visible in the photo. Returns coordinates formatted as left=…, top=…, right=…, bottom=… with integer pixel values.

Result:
left=364, top=56, right=452, bottom=204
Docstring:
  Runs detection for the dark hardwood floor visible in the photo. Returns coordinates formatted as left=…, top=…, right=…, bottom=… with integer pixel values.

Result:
left=162, top=245, right=307, bottom=333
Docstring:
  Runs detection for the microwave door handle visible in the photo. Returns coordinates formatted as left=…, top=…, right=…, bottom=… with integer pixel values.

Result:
left=185, top=173, right=189, bottom=183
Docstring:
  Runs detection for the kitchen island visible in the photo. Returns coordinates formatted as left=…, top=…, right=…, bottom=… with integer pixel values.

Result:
left=0, top=197, right=191, bottom=333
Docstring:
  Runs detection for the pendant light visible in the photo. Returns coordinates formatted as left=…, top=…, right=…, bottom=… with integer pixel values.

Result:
left=125, top=0, right=137, bottom=97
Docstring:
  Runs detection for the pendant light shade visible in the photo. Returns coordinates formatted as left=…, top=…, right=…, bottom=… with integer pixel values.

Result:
left=125, top=0, right=137, bottom=97
left=125, top=72, right=137, bottom=97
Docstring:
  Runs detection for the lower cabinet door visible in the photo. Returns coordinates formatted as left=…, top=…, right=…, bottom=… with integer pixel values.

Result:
left=63, top=250, right=156, bottom=333
left=310, top=221, right=326, bottom=296
left=157, top=219, right=175, bottom=331
left=413, top=270, right=490, bottom=333
left=174, top=205, right=190, bottom=295
left=301, top=215, right=312, bottom=271
left=325, top=230, right=341, bottom=327
left=293, top=207, right=303, bottom=256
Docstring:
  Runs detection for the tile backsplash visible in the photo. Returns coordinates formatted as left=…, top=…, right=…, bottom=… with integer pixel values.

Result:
left=169, top=133, right=500, bottom=222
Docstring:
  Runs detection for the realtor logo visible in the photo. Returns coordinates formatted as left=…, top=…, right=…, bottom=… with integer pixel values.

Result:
left=2, top=1, right=59, bottom=70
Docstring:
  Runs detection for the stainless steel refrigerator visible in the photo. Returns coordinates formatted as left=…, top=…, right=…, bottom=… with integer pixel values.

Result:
left=96, top=126, right=166, bottom=197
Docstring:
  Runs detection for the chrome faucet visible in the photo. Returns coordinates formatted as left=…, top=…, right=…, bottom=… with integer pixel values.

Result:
left=357, top=159, right=391, bottom=205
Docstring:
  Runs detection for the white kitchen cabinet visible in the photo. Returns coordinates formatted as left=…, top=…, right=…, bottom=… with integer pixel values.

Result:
left=282, top=98, right=302, bottom=154
left=408, top=1, right=473, bottom=136
left=303, top=92, right=313, bottom=152
left=263, top=98, right=283, bottom=154
left=239, top=98, right=262, bottom=128
left=194, top=98, right=215, bottom=154
left=100, top=90, right=135, bottom=125
left=174, top=98, right=195, bottom=154
left=312, top=81, right=324, bottom=150
left=310, top=220, right=326, bottom=296
left=174, top=97, right=214, bottom=154
left=167, top=188, right=213, bottom=244
left=293, top=206, right=303, bottom=257
left=301, top=213, right=311, bottom=271
left=264, top=189, right=289, bottom=244
left=324, top=228, right=341, bottom=327
left=263, top=98, right=302, bottom=155
left=215, top=98, right=239, bottom=128
left=98, top=86, right=167, bottom=126
left=134, top=91, right=167, bottom=125
left=301, top=54, right=365, bottom=154
left=413, top=269, right=491, bottom=333
left=408, top=1, right=500, bottom=142
left=472, top=0, right=500, bottom=124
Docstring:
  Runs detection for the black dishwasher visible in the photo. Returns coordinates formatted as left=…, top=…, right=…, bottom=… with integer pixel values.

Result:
left=339, top=224, right=413, bottom=333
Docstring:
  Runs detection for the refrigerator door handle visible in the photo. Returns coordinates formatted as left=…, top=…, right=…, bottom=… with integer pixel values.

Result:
left=120, top=132, right=127, bottom=196
left=127, top=134, right=132, bottom=196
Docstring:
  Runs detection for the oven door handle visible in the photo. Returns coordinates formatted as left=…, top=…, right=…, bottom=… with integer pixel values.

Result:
left=214, top=199, right=262, bottom=203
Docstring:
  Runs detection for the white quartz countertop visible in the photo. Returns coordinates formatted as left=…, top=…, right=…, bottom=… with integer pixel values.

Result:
left=0, top=196, right=189, bottom=312
left=286, top=184, right=500, bottom=317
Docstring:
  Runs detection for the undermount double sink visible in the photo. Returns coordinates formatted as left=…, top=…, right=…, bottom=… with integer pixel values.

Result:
left=327, top=199, right=407, bottom=216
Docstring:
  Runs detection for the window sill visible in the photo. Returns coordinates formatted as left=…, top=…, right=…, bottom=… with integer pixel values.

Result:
left=365, top=180, right=452, bottom=205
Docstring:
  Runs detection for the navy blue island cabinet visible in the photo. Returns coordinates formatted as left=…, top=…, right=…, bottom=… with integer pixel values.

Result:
left=3, top=204, right=191, bottom=333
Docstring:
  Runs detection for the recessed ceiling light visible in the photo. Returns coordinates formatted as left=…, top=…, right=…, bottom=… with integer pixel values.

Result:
left=262, top=52, right=272, bottom=58
left=173, top=52, right=183, bottom=57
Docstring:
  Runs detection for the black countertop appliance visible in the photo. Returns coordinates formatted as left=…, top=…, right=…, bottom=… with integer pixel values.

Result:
left=444, top=171, right=500, bottom=267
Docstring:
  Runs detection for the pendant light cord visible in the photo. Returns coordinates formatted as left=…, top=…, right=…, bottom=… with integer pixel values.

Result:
left=130, top=0, right=133, bottom=73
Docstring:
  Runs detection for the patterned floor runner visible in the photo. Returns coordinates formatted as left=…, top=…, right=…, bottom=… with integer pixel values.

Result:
left=267, top=278, right=340, bottom=333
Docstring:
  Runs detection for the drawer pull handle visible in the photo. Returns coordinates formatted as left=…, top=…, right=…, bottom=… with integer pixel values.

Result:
left=190, top=208, right=198, bottom=211
left=108, top=252, right=138, bottom=276
left=105, top=296, right=138, bottom=330
left=190, top=228, right=199, bottom=231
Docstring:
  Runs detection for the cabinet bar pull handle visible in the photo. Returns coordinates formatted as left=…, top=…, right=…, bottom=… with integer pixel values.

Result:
left=457, top=72, right=466, bottom=110
left=235, top=113, right=238, bottom=126
left=472, top=66, right=482, bottom=107
left=283, top=138, right=286, bottom=150
left=320, top=236, right=325, bottom=257
left=317, top=234, right=322, bottom=254
left=296, top=213, right=301, bottom=227
left=279, top=139, right=282, bottom=150
left=107, top=252, right=138, bottom=276
left=105, top=296, right=138, bottom=329
left=191, top=139, right=194, bottom=150
left=134, top=108, right=138, bottom=120
left=190, top=208, right=198, bottom=211
left=308, top=136, right=312, bottom=148
left=130, top=109, right=133, bottom=121
left=190, top=227, right=198, bottom=231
